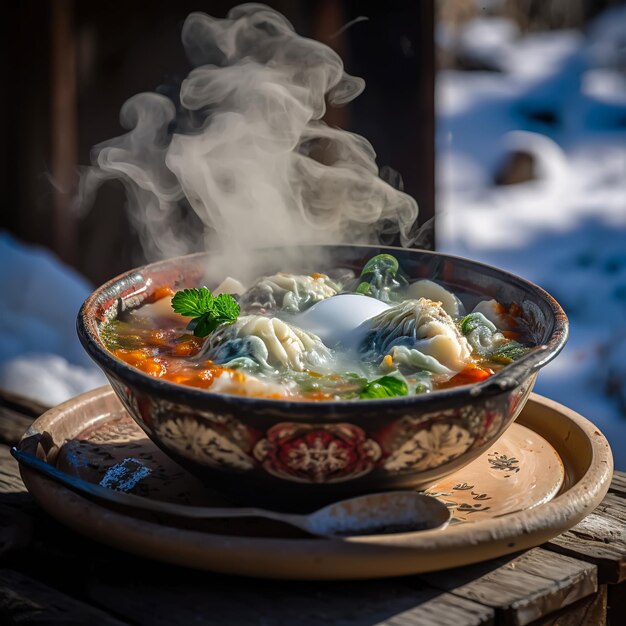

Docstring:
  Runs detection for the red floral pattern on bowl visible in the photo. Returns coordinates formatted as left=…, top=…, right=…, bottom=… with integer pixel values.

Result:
left=253, top=423, right=381, bottom=483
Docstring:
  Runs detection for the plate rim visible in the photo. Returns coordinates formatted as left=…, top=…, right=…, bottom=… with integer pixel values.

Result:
left=17, top=387, right=613, bottom=580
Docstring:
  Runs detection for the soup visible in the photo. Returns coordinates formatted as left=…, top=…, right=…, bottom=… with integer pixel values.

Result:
left=101, top=254, right=530, bottom=401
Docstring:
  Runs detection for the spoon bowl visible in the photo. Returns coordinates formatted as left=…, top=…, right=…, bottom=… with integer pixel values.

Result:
left=12, top=447, right=450, bottom=537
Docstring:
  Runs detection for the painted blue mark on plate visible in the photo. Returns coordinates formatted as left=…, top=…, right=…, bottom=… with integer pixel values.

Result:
left=99, top=458, right=152, bottom=492
left=64, top=446, right=89, bottom=468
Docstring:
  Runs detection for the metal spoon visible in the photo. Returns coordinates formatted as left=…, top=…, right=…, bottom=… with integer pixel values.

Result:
left=11, top=447, right=450, bottom=537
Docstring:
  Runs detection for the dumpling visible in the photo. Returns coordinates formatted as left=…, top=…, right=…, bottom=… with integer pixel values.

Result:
left=459, top=311, right=528, bottom=363
left=459, top=312, right=507, bottom=355
left=471, top=299, right=515, bottom=330
left=385, top=345, right=456, bottom=377
left=359, top=298, right=472, bottom=373
left=213, top=276, right=245, bottom=296
left=209, top=369, right=297, bottom=398
left=129, top=296, right=189, bottom=325
left=200, top=315, right=332, bottom=372
left=405, top=280, right=465, bottom=318
left=238, top=272, right=341, bottom=314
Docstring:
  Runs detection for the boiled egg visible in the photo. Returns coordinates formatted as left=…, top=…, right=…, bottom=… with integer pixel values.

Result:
left=290, top=294, right=390, bottom=347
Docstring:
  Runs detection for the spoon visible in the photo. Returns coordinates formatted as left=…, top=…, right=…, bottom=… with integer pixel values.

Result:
left=11, top=447, right=450, bottom=537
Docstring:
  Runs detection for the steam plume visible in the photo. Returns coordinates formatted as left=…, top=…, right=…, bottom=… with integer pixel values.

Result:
left=81, top=4, right=419, bottom=281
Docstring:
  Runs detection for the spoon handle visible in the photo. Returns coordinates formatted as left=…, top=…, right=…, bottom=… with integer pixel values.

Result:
left=11, top=448, right=303, bottom=525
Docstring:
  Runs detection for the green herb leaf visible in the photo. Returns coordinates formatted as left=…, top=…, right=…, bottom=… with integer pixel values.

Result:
left=171, top=288, right=240, bottom=338
left=189, top=314, right=218, bottom=338
left=361, top=254, right=399, bottom=277
left=359, top=375, right=408, bottom=399
left=171, top=288, right=214, bottom=318
left=212, top=293, right=241, bottom=322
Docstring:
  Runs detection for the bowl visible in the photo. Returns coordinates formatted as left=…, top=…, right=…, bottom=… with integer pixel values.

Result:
left=77, top=245, right=568, bottom=510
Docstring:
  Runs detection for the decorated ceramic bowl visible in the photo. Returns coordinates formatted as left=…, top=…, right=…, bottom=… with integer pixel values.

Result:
left=77, top=245, right=568, bottom=510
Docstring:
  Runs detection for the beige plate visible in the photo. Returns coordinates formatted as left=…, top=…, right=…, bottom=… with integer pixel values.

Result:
left=17, top=387, right=612, bottom=580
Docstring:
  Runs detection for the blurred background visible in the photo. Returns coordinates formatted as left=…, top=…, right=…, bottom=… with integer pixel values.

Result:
left=1, top=0, right=625, bottom=465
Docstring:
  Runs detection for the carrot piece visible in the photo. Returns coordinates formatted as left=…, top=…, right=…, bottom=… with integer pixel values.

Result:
left=152, top=286, right=175, bottom=301
left=114, top=348, right=148, bottom=367
left=148, top=330, right=172, bottom=348
left=163, top=373, right=194, bottom=385
left=444, top=366, right=493, bottom=388
left=138, top=358, right=167, bottom=377
left=171, top=339, right=203, bottom=357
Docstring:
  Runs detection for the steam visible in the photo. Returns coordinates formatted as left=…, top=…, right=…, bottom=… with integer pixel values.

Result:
left=81, top=4, right=419, bottom=281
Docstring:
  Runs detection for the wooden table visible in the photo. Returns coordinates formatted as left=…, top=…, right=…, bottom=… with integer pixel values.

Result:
left=1, top=393, right=625, bottom=626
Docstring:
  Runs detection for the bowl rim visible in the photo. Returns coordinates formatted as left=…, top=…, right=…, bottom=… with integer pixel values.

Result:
left=77, top=244, right=569, bottom=412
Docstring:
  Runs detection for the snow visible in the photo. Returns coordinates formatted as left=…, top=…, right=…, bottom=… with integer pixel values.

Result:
left=0, top=233, right=106, bottom=406
left=0, top=5, right=624, bottom=470
left=437, top=8, right=626, bottom=468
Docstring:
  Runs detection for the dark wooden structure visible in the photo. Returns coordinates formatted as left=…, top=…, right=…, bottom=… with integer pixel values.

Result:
left=1, top=391, right=626, bottom=625
left=0, top=0, right=435, bottom=286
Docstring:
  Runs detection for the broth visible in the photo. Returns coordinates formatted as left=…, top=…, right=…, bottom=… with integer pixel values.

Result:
left=101, top=255, right=530, bottom=401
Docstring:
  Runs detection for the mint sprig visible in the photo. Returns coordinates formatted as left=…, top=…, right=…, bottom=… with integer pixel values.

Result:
left=171, top=288, right=240, bottom=338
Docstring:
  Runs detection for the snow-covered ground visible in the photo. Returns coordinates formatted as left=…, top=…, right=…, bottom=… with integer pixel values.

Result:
left=1, top=5, right=624, bottom=469
left=437, top=6, right=626, bottom=467
left=0, top=234, right=106, bottom=406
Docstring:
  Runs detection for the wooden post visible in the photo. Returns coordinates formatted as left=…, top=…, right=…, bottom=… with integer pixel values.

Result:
left=311, top=0, right=349, bottom=130
left=50, top=0, right=78, bottom=265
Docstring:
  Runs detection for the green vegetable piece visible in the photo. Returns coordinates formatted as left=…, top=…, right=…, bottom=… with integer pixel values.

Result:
left=171, top=287, right=240, bottom=338
left=171, top=288, right=215, bottom=318
left=490, top=341, right=528, bottom=364
left=360, top=375, right=408, bottom=399
left=361, top=254, right=399, bottom=277
left=355, top=281, right=371, bottom=295
left=460, top=312, right=497, bottom=335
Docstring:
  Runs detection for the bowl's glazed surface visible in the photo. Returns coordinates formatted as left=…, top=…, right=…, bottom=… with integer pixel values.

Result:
left=77, top=245, right=568, bottom=509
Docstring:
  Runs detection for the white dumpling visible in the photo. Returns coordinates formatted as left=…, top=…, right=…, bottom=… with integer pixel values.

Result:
left=239, top=273, right=340, bottom=313
left=360, top=298, right=472, bottom=373
left=129, top=296, right=189, bottom=325
left=202, top=315, right=332, bottom=372
left=405, top=280, right=465, bottom=318
left=385, top=345, right=456, bottom=376
left=209, top=369, right=297, bottom=398
left=213, top=276, right=245, bottom=296
left=472, top=299, right=515, bottom=330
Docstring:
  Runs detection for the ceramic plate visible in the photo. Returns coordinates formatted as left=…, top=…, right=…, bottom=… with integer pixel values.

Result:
left=426, top=423, right=564, bottom=523
left=16, top=388, right=612, bottom=580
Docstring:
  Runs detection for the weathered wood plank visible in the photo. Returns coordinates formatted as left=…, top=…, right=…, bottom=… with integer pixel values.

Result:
left=420, top=548, right=596, bottom=626
left=0, top=445, right=29, bottom=504
left=0, top=504, right=33, bottom=558
left=0, top=405, right=33, bottom=446
left=85, top=572, right=494, bottom=626
left=529, top=585, right=606, bottom=626
left=377, top=591, right=494, bottom=626
left=0, top=387, right=48, bottom=419
left=606, top=581, right=626, bottom=626
left=608, top=471, right=626, bottom=498
left=544, top=495, right=626, bottom=584
left=0, top=568, right=130, bottom=625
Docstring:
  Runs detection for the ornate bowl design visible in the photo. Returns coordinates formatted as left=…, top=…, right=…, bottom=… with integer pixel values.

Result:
left=77, top=245, right=568, bottom=509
